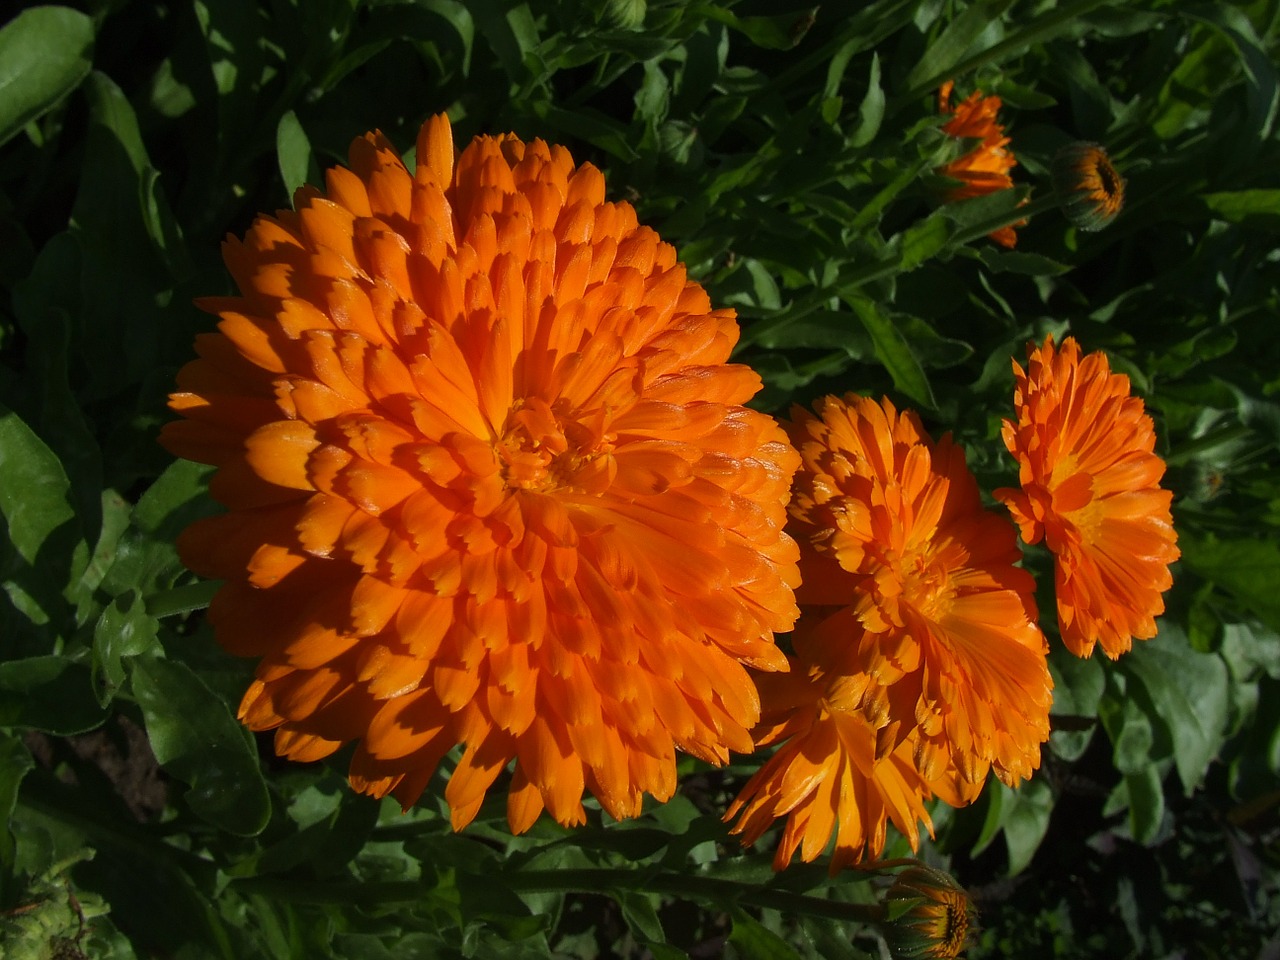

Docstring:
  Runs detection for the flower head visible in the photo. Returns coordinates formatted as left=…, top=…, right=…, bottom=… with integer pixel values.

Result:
left=882, top=864, right=974, bottom=960
left=1052, top=141, right=1125, bottom=232
left=996, top=336, right=1179, bottom=659
left=937, top=80, right=1021, bottom=248
left=725, top=641, right=937, bottom=873
left=785, top=395, right=1051, bottom=801
left=161, top=114, right=801, bottom=832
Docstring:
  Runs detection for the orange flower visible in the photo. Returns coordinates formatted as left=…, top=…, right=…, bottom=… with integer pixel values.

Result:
left=160, top=115, right=801, bottom=833
left=937, top=80, right=1021, bottom=248
left=785, top=395, right=1051, bottom=803
left=996, top=336, right=1179, bottom=659
left=725, top=641, right=936, bottom=873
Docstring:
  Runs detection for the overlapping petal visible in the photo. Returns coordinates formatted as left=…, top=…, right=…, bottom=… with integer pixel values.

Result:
left=162, top=115, right=801, bottom=832
left=784, top=395, right=1051, bottom=801
left=996, top=335, right=1179, bottom=659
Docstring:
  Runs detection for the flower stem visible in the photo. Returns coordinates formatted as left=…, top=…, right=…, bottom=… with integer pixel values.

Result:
left=948, top=191, right=1060, bottom=247
left=234, top=866, right=887, bottom=924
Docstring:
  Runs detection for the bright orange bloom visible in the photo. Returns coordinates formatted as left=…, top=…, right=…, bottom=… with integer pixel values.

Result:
left=160, top=115, right=801, bottom=833
left=937, top=80, right=1021, bottom=248
left=725, top=640, right=936, bottom=873
left=784, top=395, right=1051, bottom=803
left=996, top=336, right=1179, bottom=659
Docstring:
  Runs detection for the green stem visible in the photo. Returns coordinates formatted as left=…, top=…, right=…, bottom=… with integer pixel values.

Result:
left=948, top=190, right=1060, bottom=247
left=235, top=866, right=888, bottom=925
left=145, top=580, right=221, bottom=618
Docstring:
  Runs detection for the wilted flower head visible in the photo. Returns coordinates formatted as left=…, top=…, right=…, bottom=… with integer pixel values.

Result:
left=882, top=864, right=974, bottom=959
left=161, top=114, right=802, bottom=833
left=937, top=80, right=1021, bottom=248
left=996, top=335, right=1179, bottom=659
left=784, top=394, right=1052, bottom=802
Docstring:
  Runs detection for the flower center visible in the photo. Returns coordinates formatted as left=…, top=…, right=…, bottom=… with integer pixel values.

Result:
left=494, top=398, right=614, bottom=495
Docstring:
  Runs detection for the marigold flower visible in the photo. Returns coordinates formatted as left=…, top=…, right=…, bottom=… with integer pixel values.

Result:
left=160, top=114, right=801, bottom=833
left=882, top=864, right=974, bottom=960
left=996, top=336, right=1179, bottom=659
left=784, top=394, right=1052, bottom=802
left=1051, top=141, right=1125, bottom=232
left=725, top=641, right=937, bottom=873
left=937, top=80, right=1021, bottom=248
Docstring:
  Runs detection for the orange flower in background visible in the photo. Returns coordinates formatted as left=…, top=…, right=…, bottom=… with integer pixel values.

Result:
left=785, top=394, right=1052, bottom=803
left=937, top=80, right=1021, bottom=248
left=160, top=114, right=801, bottom=833
left=725, top=639, right=936, bottom=873
left=996, top=336, right=1179, bottom=659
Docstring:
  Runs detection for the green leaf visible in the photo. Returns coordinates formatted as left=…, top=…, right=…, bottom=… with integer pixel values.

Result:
left=1182, top=534, right=1280, bottom=633
left=0, top=656, right=107, bottom=735
left=1048, top=647, right=1104, bottom=762
left=1200, top=189, right=1280, bottom=225
left=0, top=6, right=95, bottom=147
left=0, top=733, right=35, bottom=865
left=276, top=110, right=314, bottom=200
left=131, top=656, right=270, bottom=836
left=848, top=295, right=936, bottom=409
left=616, top=890, right=664, bottom=944
left=91, top=590, right=161, bottom=707
left=905, top=0, right=1017, bottom=93
left=1000, top=778, right=1054, bottom=875
left=850, top=53, right=885, bottom=148
left=1121, top=623, right=1230, bottom=794
left=0, top=406, right=89, bottom=634
left=728, top=908, right=806, bottom=960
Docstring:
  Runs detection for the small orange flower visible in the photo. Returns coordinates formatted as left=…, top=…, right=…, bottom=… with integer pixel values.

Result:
left=785, top=395, right=1052, bottom=802
left=996, top=336, right=1179, bottom=659
left=882, top=864, right=974, bottom=959
left=161, top=115, right=801, bottom=833
left=725, top=644, right=936, bottom=873
left=937, top=80, right=1021, bottom=248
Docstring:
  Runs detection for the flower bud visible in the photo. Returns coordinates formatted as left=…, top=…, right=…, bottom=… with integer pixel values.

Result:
left=882, top=864, right=974, bottom=959
left=1052, top=141, right=1125, bottom=231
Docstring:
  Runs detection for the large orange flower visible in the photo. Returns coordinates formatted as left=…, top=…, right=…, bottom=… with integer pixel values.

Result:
left=725, top=639, right=936, bottom=873
left=160, top=115, right=801, bottom=833
left=937, top=80, right=1021, bottom=248
left=784, top=395, right=1051, bottom=803
left=996, top=336, right=1179, bottom=659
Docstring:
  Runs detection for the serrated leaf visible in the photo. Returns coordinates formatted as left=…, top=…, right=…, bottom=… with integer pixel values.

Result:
left=0, top=6, right=95, bottom=147
left=131, top=656, right=270, bottom=836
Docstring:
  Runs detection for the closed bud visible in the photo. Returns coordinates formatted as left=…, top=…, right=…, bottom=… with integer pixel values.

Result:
left=882, top=864, right=974, bottom=959
left=1052, top=141, right=1125, bottom=231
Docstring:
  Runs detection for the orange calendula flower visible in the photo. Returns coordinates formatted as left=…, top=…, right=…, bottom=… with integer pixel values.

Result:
left=937, top=80, right=1021, bottom=248
left=160, top=114, right=801, bottom=833
left=882, top=864, right=974, bottom=959
left=725, top=638, right=937, bottom=873
left=784, top=395, right=1052, bottom=803
left=996, top=336, right=1179, bottom=659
